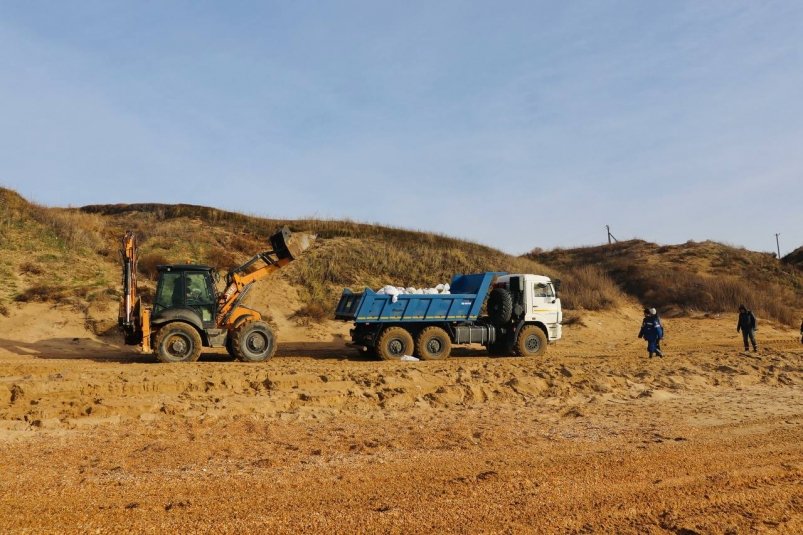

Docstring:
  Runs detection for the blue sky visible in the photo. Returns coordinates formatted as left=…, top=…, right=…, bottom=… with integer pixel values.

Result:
left=1, top=1, right=801, bottom=254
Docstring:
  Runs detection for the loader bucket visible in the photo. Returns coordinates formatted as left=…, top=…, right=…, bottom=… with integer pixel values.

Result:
left=270, top=227, right=314, bottom=261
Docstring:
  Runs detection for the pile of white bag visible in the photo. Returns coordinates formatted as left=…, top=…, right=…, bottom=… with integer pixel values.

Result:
left=376, top=283, right=450, bottom=303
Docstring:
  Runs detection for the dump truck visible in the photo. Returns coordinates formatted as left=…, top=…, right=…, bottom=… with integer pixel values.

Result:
left=335, top=272, right=562, bottom=360
left=119, top=227, right=312, bottom=363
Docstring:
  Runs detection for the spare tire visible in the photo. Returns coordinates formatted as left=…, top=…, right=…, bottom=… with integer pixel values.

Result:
left=488, top=287, right=513, bottom=327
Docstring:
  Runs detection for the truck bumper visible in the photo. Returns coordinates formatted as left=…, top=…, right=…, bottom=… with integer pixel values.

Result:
left=548, top=322, right=562, bottom=342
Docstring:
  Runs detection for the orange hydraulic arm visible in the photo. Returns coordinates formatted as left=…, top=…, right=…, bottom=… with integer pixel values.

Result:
left=216, top=227, right=312, bottom=327
left=119, top=231, right=138, bottom=331
left=119, top=231, right=151, bottom=350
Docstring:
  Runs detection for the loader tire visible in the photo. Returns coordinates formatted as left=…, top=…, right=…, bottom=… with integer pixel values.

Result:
left=154, top=322, right=203, bottom=363
left=516, top=324, right=548, bottom=357
left=376, top=326, right=414, bottom=361
left=416, top=326, right=452, bottom=360
left=488, top=288, right=513, bottom=327
left=225, top=336, right=237, bottom=360
left=232, top=321, right=276, bottom=362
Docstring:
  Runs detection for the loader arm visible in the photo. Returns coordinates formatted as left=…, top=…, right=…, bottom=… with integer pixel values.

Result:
left=216, top=227, right=312, bottom=326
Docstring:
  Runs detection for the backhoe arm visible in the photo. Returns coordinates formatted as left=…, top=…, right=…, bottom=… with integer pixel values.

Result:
left=119, top=231, right=138, bottom=330
left=118, top=230, right=149, bottom=347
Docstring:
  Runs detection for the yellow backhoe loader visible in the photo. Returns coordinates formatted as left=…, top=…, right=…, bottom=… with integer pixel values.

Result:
left=118, top=227, right=311, bottom=363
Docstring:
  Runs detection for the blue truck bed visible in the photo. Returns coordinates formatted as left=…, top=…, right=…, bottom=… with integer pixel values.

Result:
left=335, top=272, right=503, bottom=323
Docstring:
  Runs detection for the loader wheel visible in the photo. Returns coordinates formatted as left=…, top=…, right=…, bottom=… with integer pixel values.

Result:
left=225, top=336, right=237, bottom=360
left=516, top=325, right=548, bottom=357
left=154, top=323, right=203, bottom=363
left=376, top=326, right=414, bottom=361
left=232, top=321, right=276, bottom=362
left=488, top=288, right=513, bottom=327
left=416, top=327, right=452, bottom=360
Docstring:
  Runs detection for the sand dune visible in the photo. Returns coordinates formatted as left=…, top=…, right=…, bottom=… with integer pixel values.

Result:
left=0, top=298, right=801, bottom=532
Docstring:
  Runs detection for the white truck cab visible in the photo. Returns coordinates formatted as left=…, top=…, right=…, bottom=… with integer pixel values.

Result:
left=494, top=274, right=563, bottom=342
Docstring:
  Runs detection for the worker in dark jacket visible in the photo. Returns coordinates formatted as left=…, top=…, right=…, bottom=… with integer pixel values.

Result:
left=638, top=308, right=664, bottom=358
left=737, top=304, right=758, bottom=352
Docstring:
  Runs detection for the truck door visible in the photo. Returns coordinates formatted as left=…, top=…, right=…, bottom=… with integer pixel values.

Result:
left=530, top=282, right=551, bottom=319
left=530, top=281, right=561, bottom=338
left=185, top=271, right=216, bottom=326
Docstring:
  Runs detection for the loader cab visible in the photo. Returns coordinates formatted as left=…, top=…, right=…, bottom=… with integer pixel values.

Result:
left=153, top=265, right=217, bottom=326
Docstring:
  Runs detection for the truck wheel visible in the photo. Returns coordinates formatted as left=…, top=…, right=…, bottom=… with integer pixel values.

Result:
left=376, top=326, right=414, bottom=361
left=416, top=327, right=452, bottom=360
left=488, top=288, right=513, bottom=327
left=487, top=333, right=514, bottom=356
left=154, top=323, right=203, bottom=363
left=516, top=325, right=548, bottom=357
left=232, top=321, right=276, bottom=362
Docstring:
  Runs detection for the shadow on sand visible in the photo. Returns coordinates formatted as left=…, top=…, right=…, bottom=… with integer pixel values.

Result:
left=0, top=338, right=368, bottom=363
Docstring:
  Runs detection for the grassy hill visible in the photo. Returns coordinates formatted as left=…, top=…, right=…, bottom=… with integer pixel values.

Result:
left=2, top=187, right=799, bottom=328
left=527, top=240, right=803, bottom=326
left=1, top=188, right=566, bottom=322
left=0, top=188, right=119, bottom=317
left=783, top=246, right=803, bottom=271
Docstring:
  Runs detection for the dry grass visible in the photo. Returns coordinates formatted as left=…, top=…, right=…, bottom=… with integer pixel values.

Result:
left=138, top=253, right=169, bottom=281
left=558, top=265, right=625, bottom=310
left=530, top=240, right=803, bottom=326
left=561, top=312, right=586, bottom=327
left=29, top=206, right=109, bottom=253
left=81, top=201, right=555, bottom=314
left=14, top=284, right=71, bottom=303
left=784, top=246, right=803, bottom=270
left=6, top=189, right=801, bottom=326
left=19, top=261, right=44, bottom=276
left=204, top=247, right=241, bottom=272
left=290, top=303, right=329, bottom=324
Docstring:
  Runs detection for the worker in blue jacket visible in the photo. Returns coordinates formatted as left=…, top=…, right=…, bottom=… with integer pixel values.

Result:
left=638, top=307, right=664, bottom=358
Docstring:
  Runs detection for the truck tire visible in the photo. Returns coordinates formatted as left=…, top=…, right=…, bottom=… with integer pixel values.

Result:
left=416, top=326, right=452, bottom=360
left=488, top=288, right=513, bottom=327
left=516, top=325, right=548, bottom=357
left=154, top=322, right=203, bottom=363
left=232, top=320, right=276, bottom=362
left=376, top=326, right=414, bottom=361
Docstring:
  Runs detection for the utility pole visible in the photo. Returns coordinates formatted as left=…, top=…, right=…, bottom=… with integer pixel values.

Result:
left=775, top=233, right=781, bottom=259
left=605, top=225, right=617, bottom=244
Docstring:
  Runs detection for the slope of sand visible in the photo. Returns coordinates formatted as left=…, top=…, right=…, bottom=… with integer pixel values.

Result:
left=0, top=289, right=801, bottom=533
